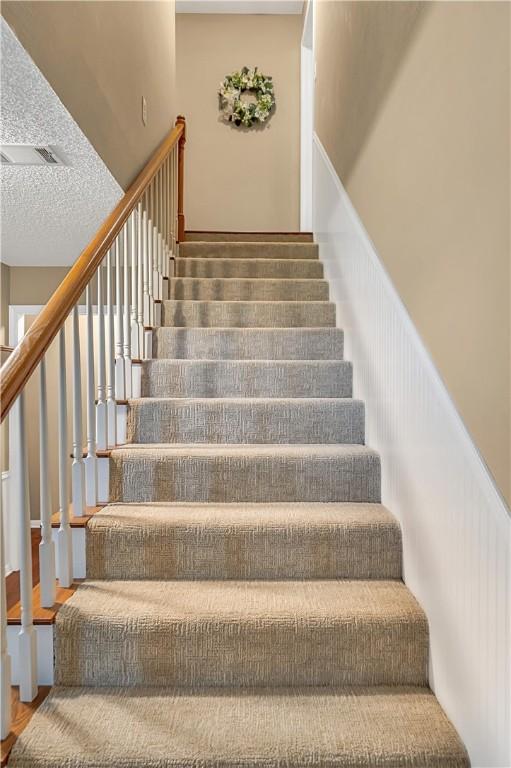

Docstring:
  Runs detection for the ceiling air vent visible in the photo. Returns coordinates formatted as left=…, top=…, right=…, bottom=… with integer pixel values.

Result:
left=0, top=144, right=66, bottom=166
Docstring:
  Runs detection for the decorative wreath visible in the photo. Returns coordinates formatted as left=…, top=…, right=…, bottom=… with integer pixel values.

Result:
left=219, top=66, right=275, bottom=128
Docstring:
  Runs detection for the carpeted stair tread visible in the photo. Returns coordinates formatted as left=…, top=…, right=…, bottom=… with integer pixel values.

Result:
left=179, top=240, right=319, bottom=257
left=153, top=326, right=344, bottom=359
left=176, top=257, right=323, bottom=279
left=7, top=685, right=469, bottom=768
left=108, top=443, right=381, bottom=503
left=54, top=579, right=428, bottom=687
left=162, top=300, right=336, bottom=327
left=140, top=360, right=352, bottom=398
left=86, top=502, right=400, bottom=580
left=169, top=277, right=329, bottom=301
left=127, top=397, right=364, bottom=443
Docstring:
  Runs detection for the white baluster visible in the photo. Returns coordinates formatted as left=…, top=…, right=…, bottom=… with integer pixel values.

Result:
left=159, top=167, right=167, bottom=282
left=39, top=357, right=56, bottom=607
left=137, top=203, right=144, bottom=355
left=130, top=212, right=139, bottom=360
left=71, top=305, right=86, bottom=517
left=96, top=262, right=107, bottom=451
left=162, top=161, right=167, bottom=277
left=123, top=224, right=132, bottom=397
left=169, top=152, right=173, bottom=256
left=155, top=226, right=162, bottom=305
left=106, top=248, right=117, bottom=447
left=114, top=236, right=125, bottom=400
left=172, top=148, right=178, bottom=254
left=165, top=156, right=171, bottom=266
left=85, top=284, right=97, bottom=506
left=57, top=327, right=73, bottom=588
left=16, top=392, right=37, bottom=701
left=148, top=187, right=154, bottom=326
left=0, top=488, right=12, bottom=737
left=142, top=198, right=150, bottom=332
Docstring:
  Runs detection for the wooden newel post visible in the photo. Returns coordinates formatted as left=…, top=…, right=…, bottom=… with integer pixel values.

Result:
left=176, top=115, right=186, bottom=242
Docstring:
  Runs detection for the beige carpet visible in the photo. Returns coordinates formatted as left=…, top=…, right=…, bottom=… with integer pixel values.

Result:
left=9, top=236, right=469, bottom=766
left=86, top=502, right=401, bottom=580
left=127, top=398, right=364, bottom=443
left=140, top=359, right=353, bottom=398
left=153, top=327, right=345, bottom=360
left=8, top=686, right=469, bottom=768
left=54, top=579, right=428, bottom=687
left=176, top=257, right=323, bottom=279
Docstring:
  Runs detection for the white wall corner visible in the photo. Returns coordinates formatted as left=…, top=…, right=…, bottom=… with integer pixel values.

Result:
left=312, top=132, right=510, bottom=768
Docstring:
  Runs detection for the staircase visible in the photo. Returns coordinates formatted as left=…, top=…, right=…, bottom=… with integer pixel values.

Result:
left=8, top=233, right=468, bottom=766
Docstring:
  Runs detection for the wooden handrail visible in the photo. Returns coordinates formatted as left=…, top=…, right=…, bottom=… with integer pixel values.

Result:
left=0, top=117, right=185, bottom=423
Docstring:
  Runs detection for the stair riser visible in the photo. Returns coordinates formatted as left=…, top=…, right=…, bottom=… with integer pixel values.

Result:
left=127, top=400, right=364, bottom=444
left=169, top=278, right=329, bottom=302
left=109, top=453, right=381, bottom=504
left=153, top=328, right=344, bottom=360
left=185, top=231, right=313, bottom=241
left=176, top=259, right=323, bottom=279
left=87, top=523, right=401, bottom=580
left=55, top=616, right=426, bottom=688
left=179, top=241, right=318, bottom=257
left=140, top=361, right=352, bottom=399
left=162, top=301, right=336, bottom=328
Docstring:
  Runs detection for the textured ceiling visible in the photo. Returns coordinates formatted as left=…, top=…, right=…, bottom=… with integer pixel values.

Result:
left=0, top=18, right=123, bottom=266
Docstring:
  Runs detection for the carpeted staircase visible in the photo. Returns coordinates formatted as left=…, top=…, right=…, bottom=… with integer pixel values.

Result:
left=9, top=234, right=469, bottom=766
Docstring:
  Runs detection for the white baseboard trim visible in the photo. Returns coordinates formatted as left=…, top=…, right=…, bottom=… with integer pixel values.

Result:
left=313, top=133, right=510, bottom=768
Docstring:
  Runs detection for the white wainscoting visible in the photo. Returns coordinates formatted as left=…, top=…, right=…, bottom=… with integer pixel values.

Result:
left=2, top=471, right=17, bottom=573
left=313, top=134, right=510, bottom=768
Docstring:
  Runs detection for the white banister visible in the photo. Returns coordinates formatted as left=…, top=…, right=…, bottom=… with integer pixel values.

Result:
left=137, top=203, right=144, bottom=355
left=142, top=198, right=150, bottom=331
left=85, top=284, right=97, bottom=506
left=96, top=263, right=107, bottom=451
left=158, top=170, right=164, bottom=287
left=130, top=212, right=139, bottom=360
left=163, top=161, right=168, bottom=274
left=71, top=305, right=86, bottom=517
left=16, top=391, right=37, bottom=701
left=106, top=249, right=117, bottom=447
left=38, top=357, right=56, bottom=608
left=0, top=487, right=12, bottom=737
left=57, top=327, right=73, bottom=587
left=123, top=224, right=132, bottom=398
left=147, top=188, right=154, bottom=326
left=114, top=236, right=125, bottom=400
left=172, top=148, right=177, bottom=254
left=167, top=154, right=172, bottom=261
left=159, top=168, right=167, bottom=280
left=155, top=226, right=161, bottom=303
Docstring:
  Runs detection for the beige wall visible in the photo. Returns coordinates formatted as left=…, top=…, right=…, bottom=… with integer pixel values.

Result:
left=0, top=262, right=10, bottom=348
left=2, top=1, right=177, bottom=190
left=8, top=267, right=69, bottom=307
left=176, top=14, right=301, bottom=231
left=315, top=1, right=511, bottom=505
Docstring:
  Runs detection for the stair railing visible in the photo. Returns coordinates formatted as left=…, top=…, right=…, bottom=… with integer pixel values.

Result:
left=0, top=115, right=186, bottom=737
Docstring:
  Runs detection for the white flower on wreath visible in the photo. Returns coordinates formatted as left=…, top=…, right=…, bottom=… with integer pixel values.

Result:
left=219, top=66, right=275, bottom=128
